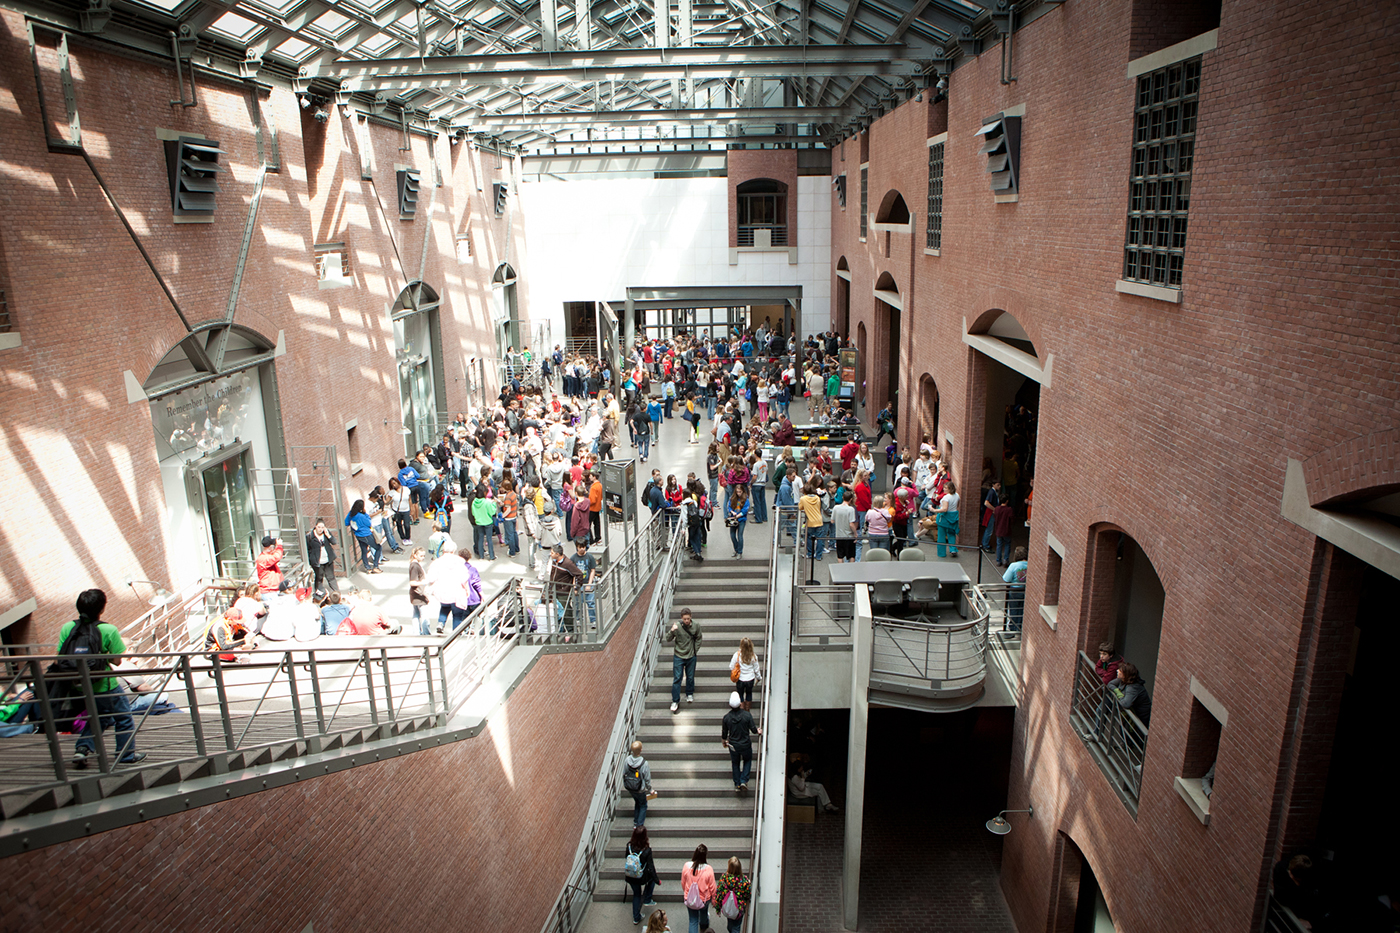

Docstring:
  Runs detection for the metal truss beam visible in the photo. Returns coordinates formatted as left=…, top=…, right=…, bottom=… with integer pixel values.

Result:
left=455, top=105, right=851, bottom=128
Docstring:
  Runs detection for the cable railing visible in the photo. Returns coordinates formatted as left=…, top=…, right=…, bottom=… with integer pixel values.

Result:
left=965, top=583, right=1024, bottom=644
left=540, top=514, right=687, bottom=933
left=869, top=613, right=988, bottom=697
left=521, top=513, right=668, bottom=645
left=793, top=585, right=854, bottom=642
left=0, top=580, right=527, bottom=824
left=1068, top=650, right=1148, bottom=811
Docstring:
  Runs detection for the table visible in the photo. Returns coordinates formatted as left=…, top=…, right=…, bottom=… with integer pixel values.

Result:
left=828, top=560, right=971, bottom=618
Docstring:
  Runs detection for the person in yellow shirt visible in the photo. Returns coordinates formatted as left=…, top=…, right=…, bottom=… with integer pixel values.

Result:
left=798, top=482, right=825, bottom=559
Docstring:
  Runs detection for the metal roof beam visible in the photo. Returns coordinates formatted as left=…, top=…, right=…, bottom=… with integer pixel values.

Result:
left=456, top=105, right=851, bottom=127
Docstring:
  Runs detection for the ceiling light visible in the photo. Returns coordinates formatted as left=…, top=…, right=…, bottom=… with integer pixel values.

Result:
left=985, top=805, right=1033, bottom=835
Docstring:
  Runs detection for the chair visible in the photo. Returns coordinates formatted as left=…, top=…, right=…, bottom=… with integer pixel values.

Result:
left=908, top=577, right=943, bottom=622
left=863, top=547, right=892, bottom=562
left=898, top=548, right=926, bottom=562
left=870, top=579, right=905, bottom=615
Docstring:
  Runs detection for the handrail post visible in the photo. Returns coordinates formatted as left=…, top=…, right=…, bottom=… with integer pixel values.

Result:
left=422, top=646, right=437, bottom=721
left=211, top=657, right=237, bottom=752
left=75, top=659, right=110, bottom=773
left=380, top=647, right=396, bottom=724
left=285, top=651, right=306, bottom=741
left=28, top=657, right=69, bottom=783
left=362, top=649, right=380, bottom=728
left=179, top=654, right=208, bottom=758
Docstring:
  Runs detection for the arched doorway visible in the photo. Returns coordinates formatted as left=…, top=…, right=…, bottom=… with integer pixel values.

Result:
left=143, top=324, right=289, bottom=581
left=917, top=373, right=939, bottom=451
left=835, top=256, right=851, bottom=338
left=968, top=310, right=1043, bottom=533
left=874, top=272, right=901, bottom=419
left=875, top=190, right=911, bottom=224
left=491, top=262, right=520, bottom=356
left=392, top=281, right=446, bottom=455
left=736, top=178, right=789, bottom=246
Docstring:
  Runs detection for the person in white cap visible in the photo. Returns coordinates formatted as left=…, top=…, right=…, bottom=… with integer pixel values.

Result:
left=720, top=690, right=761, bottom=792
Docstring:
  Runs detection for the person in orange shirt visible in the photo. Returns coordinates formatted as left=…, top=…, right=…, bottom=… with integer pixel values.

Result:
left=499, top=479, right=521, bottom=557
left=588, top=472, right=604, bottom=544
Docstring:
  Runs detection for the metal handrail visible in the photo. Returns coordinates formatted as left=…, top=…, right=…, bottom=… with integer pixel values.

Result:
left=965, top=583, right=1024, bottom=642
left=870, top=614, right=987, bottom=691
left=0, top=579, right=531, bottom=822
left=1069, top=650, right=1149, bottom=808
left=747, top=505, right=798, bottom=930
left=539, top=514, right=687, bottom=933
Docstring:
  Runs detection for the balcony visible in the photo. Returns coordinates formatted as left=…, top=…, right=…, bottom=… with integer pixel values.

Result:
left=1069, top=650, right=1149, bottom=814
left=737, top=223, right=788, bottom=247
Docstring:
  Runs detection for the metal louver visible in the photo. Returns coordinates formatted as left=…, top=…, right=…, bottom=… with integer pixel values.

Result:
left=976, top=115, right=1021, bottom=198
left=164, top=136, right=224, bottom=222
left=397, top=168, right=421, bottom=219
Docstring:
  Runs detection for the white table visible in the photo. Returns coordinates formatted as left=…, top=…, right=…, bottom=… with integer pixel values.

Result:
left=828, top=560, right=971, bottom=618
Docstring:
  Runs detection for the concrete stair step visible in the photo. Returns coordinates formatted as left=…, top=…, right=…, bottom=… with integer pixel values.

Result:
left=631, top=760, right=764, bottom=779
left=611, top=775, right=761, bottom=795
left=610, top=799, right=754, bottom=819
left=640, top=747, right=763, bottom=762
left=609, top=815, right=753, bottom=835
left=604, top=839, right=751, bottom=860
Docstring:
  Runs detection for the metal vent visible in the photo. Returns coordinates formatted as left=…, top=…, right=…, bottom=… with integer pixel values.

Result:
left=493, top=182, right=507, bottom=215
left=397, top=168, right=421, bottom=219
left=164, top=136, right=224, bottom=222
left=976, top=115, right=1021, bottom=198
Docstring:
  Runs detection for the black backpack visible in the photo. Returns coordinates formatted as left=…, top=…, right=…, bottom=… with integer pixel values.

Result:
left=623, top=761, right=645, bottom=793
left=45, top=617, right=108, bottom=727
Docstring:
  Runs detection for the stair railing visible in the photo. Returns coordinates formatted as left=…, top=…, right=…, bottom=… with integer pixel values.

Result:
left=539, top=515, right=687, bottom=933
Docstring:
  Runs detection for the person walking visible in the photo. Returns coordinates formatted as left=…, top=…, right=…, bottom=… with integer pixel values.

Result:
left=624, top=824, right=661, bottom=925
left=623, top=739, right=656, bottom=826
left=666, top=608, right=702, bottom=713
left=60, top=589, right=146, bottom=768
left=680, top=845, right=718, bottom=933
left=729, top=637, right=761, bottom=711
left=725, top=484, right=750, bottom=558
left=408, top=547, right=430, bottom=635
left=934, top=479, right=961, bottom=558
left=713, top=857, right=753, bottom=933
left=344, top=499, right=381, bottom=573
left=721, top=691, right=761, bottom=791
left=748, top=454, right=768, bottom=524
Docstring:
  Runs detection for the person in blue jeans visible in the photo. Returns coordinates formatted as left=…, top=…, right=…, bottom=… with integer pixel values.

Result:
left=61, top=589, right=146, bottom=768
left=624, top=825, right=660, bottom=924
left=726, top=485, right=750, bottom=557
left=1003, top=546, right=1028, bottom=632
left=981, top=481, right=1002, bottom=551
left=665, top=609, right=702, bottom=713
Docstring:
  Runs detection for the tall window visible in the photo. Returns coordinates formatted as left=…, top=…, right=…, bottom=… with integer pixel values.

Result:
left=860, top=166, right=869, bottom=239
left=1123, top=57, right=1200, bottom=289
left=736, top=178, right=788, bottom=246
left=927, top=142, right=944, bottom=251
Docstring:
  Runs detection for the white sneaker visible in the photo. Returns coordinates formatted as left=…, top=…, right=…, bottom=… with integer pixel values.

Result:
left=670, top=702, right=679, bottom=713
left=686, top=695, right=693, bottom=703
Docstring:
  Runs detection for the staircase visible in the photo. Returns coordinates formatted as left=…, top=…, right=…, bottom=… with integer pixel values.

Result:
left=594, top=556, right=771, bottom=905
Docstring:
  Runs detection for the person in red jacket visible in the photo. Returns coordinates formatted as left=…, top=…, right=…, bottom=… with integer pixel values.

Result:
left=890, top=479, right=916, bottom=556
left=1095, top=642, right=1123, bottom=685
left=852, top=469, right=873, bottom=559
left=256, top=536, right=285, bottom=593
left=839, top=438, right=861, bottom=473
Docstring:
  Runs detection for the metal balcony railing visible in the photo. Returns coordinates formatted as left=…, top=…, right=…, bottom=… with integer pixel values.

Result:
left=1069, top=650, right=1149, bottom=812
left=0, top=581, right=528, bottom=827
left=794, top=585, right=855, bottom=642
left=870, top=613, right=988, bottom=697
left=738, top=224, right=788, bottom=247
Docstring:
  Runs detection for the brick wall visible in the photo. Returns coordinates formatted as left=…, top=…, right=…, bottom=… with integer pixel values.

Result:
left=727, top=149, right=798, bottom=247
left=0, top=11, right=518, bottom=643
left=834, top=0, right=1400, bottom=930
left=0, top=578, right=656, bottom=931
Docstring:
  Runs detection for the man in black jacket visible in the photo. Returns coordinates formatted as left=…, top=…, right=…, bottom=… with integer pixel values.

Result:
left=721, top=691, right=761, bottom=792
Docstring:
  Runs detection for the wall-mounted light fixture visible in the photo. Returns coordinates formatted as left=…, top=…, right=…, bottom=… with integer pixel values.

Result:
left=985, top=805, right=1033, bottom=835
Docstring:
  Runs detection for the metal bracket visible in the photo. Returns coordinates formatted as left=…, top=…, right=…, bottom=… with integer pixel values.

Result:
left=957, top=25, right=983, bottom=58
left=239, top=48, right=262, bottom=79
left=78, top=0, right=112, bottom=34
left=169, top=24, right=198, bottom=107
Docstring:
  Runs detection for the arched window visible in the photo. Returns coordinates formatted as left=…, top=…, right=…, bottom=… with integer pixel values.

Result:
left=737, top=178, right=788, bottom=246
left=875, top=190, right=911, bottom=225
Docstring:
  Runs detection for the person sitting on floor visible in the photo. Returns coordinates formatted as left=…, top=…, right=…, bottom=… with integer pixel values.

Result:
left=337, top=589, right=401, bottom=635
left=318, top=591, right=352, bottom=636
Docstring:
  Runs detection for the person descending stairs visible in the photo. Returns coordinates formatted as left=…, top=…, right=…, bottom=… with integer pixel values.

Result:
left=595, top=555, right=771, bottom=912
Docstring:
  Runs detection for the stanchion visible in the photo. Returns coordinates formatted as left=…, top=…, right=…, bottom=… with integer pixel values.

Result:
left=805, top=526, right=821, bottom=586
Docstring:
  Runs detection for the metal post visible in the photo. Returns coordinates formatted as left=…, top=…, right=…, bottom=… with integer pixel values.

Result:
left=284, top=651, right=306, bottom=740
left=363, top=649, right=380, bottom=727
left=211, top=658, right=237, bottom=751
left=28, top=658, right=69, bottom=782
left=75, top=659, right=110, bottom=773
left=179, top=655, right=208, bottom=758
left=422, top=646, right=437, bottom=719
left=379, top=648, right=396, bottom=723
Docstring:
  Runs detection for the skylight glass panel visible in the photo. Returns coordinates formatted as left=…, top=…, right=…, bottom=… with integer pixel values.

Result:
left=359, top=33, right=399, bottom=54
left=313, top=10, right=354, bottom=36
left=209, top=11, right=262, bottom=39
left=273, top=36, right=315, bottom=60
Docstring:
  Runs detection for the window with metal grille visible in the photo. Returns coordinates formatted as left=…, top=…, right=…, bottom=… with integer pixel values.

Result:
left=860, top=166, right=869, bottom=239
left=456, top=233, right=473, bottom=262
left=927, top=142, right=944, bottom=251
left=163, top=136, right=224, bottom=222
left=0, top=287, right=10, bottom=332
left=1123, top=57, right=1200, bottom=289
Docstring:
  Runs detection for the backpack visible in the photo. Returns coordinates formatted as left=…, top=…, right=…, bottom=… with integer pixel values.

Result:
left=684, top=876, right=707, bottom=909
left=623, top=760, right=645, bottom=793
left=623, top=845, right=645, bottom=879
left=701, top=495, right=713, bottom=521
left=720, top=890, right=742, bottom=920
left=45, top=618, right=109, bottom=726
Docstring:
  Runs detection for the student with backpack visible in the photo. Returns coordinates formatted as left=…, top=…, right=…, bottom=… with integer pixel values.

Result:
left=55, top=589, right=146, bottom=769
left=623, top=824, right=660, bottom=924
left=679, top=844, right=718, bottom=933
left=623, top=740, right=656, bottom=825
left=712, top=857, right=752, bottom=933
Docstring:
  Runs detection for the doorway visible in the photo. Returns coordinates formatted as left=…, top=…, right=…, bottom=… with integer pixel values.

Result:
left=918, top=373, right=939, bottom=450
left=201, top=446, right=257, bottom=578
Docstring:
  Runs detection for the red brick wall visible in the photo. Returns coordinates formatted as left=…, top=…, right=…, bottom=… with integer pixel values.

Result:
left=833, top=0, right=1400, bottom=930
left=727, top=149, right=799, bottom=247
left=0, top=579, right=655, bottom=932
left=0, top=11, right=519, bottom=644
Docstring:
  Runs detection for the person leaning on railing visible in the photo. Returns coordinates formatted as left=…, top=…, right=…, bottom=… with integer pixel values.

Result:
left=58, top=588, right=147, bottom=768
